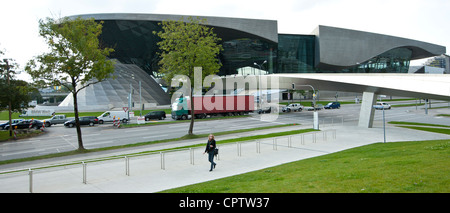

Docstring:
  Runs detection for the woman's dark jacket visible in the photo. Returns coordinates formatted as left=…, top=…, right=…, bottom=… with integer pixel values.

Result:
left=205, top=139, right=216, bottom=153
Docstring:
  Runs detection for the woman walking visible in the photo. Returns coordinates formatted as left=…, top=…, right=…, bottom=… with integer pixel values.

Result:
left=204, top=134, right=217, bottom=172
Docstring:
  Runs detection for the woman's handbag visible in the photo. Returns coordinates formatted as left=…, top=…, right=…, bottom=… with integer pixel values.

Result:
left=214, top=148, right=219, bottom=156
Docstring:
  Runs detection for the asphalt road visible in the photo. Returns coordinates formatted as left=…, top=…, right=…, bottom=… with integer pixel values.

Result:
left=1, top=100, right=449, bottom=161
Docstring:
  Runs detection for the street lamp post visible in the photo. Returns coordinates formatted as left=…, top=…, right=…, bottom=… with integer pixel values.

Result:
left=254, top=60, right=267, bottom=110
left=293, top=84, right=319, bottom=130
left=373, top=97, right=386, bottom=144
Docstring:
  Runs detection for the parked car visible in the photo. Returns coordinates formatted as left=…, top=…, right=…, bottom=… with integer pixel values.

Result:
left=257, top=106, right=272, bottom=114
left=374, top=102, right=391, bottom=110
left=4, top=119, right=44, bottom=130
left=305, top=104, right=324, bottom=111
left=46, top=115, right=71, bottom=126
left=282, top=103, right=303, bottom=112
left=257, top=106, right=278, bottom=114
left=144, top=111, right=166, bottom=121
left=324, top=102, right=341, bottom=109
left=64, top=116, right=99, bottom=127
left=0, top=119, right=24, bottom=130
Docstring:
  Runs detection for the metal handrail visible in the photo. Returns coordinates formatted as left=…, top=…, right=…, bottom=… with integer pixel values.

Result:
left=1, top=129, right=337, bottom=192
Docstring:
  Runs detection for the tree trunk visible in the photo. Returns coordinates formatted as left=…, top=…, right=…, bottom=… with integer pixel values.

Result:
left=8, top=100, right=12, bottom=137
left=188, top=89, right=195, bottom=135
left=72, top=88, right=85, bottom=151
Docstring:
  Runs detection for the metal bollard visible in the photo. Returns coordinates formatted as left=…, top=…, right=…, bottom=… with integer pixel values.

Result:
left=125, top=156, right=130, bottom=176
left=216, top=146, right=220, bottom=160
left=273, top=138, right=277, bottom=150
left=313, top=132, right=317, bottom=143
left=160, top=152, right=165, bottom=170
left=236, top=142, right=242, bottom=156
left=190, top=148, right=194, bottom=165
left=29, top=168, right=33, bottom=193
left=82, top=161, right=87, bottom=184
left=256, top=141, right=261, bottom=153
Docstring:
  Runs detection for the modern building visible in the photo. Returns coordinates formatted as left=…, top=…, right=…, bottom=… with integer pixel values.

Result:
left=425, top=54, right=450, bottom=74
left=62, top=13, right=448, bottom=127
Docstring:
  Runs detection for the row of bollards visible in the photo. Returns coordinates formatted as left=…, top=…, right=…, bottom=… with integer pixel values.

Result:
left=23, top=129, right=336, bottom=192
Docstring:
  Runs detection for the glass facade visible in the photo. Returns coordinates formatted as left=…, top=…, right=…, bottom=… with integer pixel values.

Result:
left=220, top=38, right=276, bottom=76
left=98, top=20, right=412, bottom=77
left=345, top=47, right=412, bottom=73
left=100, top=20, right=162, bottom=75
left=99, top=20, right=277, bottom=77
left=275, top=34, right=315, bottom=73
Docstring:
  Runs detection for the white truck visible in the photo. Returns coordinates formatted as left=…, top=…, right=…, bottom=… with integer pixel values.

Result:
left=98, top=111, right=129, bottom=124
left=19, top=109, right=55, bottom=117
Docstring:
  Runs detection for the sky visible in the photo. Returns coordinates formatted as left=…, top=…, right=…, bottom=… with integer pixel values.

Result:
left=0, top=0, right=449, bottom=81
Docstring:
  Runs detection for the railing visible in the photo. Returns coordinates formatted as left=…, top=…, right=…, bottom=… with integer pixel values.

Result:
left=0, top=129, right=337, bottom=193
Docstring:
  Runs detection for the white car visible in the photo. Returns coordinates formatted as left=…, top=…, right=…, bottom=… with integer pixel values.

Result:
left=374, top=102, right=391, bottom=110
left=282, top=103, right=303, bottom=112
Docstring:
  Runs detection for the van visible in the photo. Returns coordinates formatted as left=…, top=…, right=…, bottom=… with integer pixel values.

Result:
left=144, top=111, right=166, bottom=121
left=98, top=111, right=129, bottom=124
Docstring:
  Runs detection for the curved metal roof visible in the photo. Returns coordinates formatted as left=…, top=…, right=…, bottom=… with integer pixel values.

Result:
left=69, top=13, right=278, bottom=43
left=312, top=25, right=446, bottom=70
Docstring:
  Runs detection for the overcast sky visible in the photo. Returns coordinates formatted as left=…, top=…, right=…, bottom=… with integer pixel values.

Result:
left=1, top=0, right=448, bottom=81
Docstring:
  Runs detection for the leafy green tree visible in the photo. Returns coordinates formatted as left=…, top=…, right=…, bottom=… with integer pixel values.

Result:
left=0, top=49, right=33, bottom=136
left=155, top=17, right=223, bottom=135
left=26, top=17, right=115, bottom=150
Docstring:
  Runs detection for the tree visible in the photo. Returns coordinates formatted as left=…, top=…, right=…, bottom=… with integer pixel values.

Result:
left=155, top=17, right=223, bottom=135
left=0, top=49, right=33, bottom=137
left=26, top=17, right=115, bottom=151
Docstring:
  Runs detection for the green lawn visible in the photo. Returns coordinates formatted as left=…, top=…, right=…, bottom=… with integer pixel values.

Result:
left=161, top=139, right=450, bottom=193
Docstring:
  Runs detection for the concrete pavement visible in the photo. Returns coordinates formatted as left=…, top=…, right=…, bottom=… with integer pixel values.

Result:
left=1, top=120, right=450, bottom=193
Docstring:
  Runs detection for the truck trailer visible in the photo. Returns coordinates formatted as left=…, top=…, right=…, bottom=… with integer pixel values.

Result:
left=171, top=95, right=255, bottom=120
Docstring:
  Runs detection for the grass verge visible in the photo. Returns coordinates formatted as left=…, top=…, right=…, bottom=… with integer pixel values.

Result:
left=0, top=130, right=44, bottom=141
left=388, top=121, right=450, bottom=128
left=389, top=121, right=450, bottom=135
left=0, top=124, right=303, bottom=166
left=396, top=126, right=450, bottom=135
left=161, top=139, right=450, bottom=193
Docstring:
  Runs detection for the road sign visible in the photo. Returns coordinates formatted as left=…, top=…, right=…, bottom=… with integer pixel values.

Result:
left=123, top=107, right=128, bottom=112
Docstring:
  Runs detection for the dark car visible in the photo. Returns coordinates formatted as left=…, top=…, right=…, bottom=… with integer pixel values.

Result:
left=4, top=119, right=44, bottom=130
left=144, top=111, right=166, bottom=121
left=257, top=106, right=278, bottom=114
left=64, top=116, right=99, bottom=127
left=0, top=119, right=23, bottom=130
left=324, top=102, right=341, bottom=109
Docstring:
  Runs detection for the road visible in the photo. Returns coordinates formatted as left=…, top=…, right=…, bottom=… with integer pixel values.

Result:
left=1, top=100, right=449, bottom=161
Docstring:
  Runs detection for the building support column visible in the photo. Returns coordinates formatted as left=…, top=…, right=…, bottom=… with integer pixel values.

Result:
left=358, top=92, right=377, bottom=128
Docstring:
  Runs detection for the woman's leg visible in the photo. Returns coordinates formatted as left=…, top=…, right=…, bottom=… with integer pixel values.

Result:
left=208, top=152, right=216, bottom=171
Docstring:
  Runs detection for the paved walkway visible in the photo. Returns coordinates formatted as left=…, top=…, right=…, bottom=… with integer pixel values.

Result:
left=1, top=123, right=450, bottom=193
